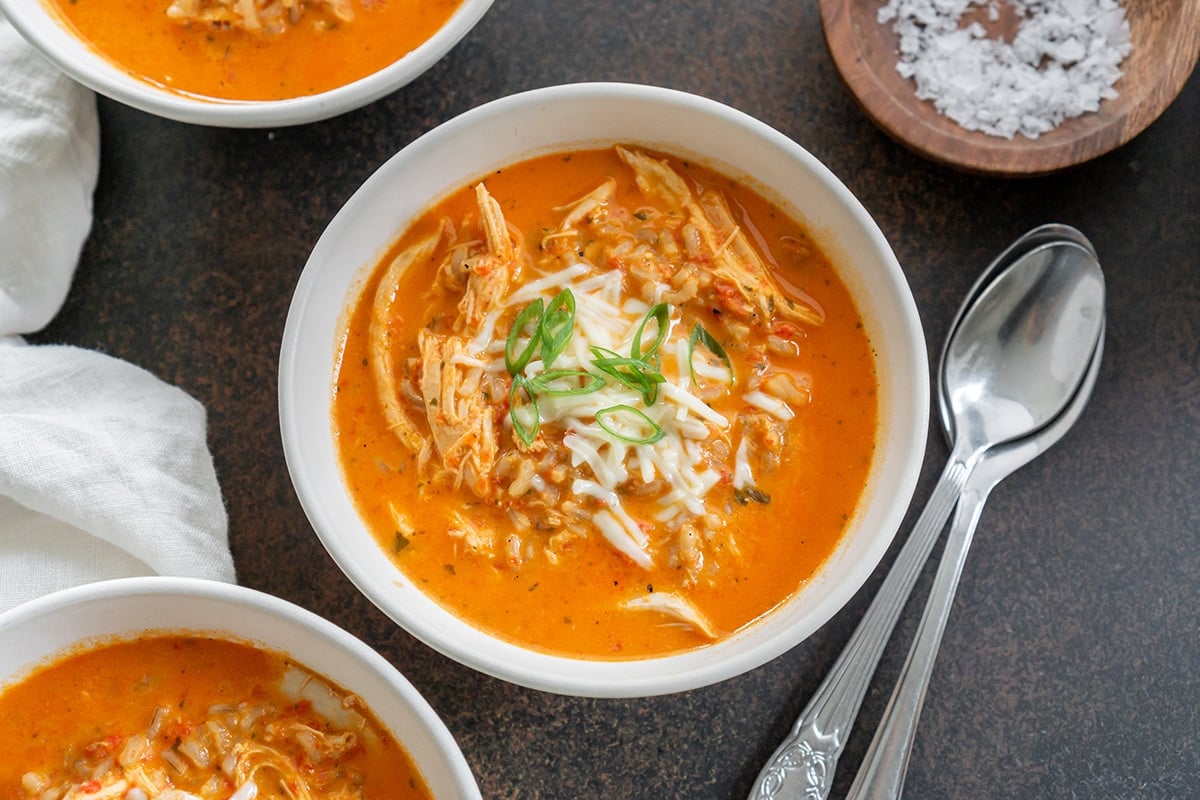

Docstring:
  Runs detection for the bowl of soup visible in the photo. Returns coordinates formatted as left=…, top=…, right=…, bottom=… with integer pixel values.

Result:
left=0, top=577, right=481, bottom=799
left=280, top=82, right=930, bottom=696
left=0, top=0, right=493, bottom=127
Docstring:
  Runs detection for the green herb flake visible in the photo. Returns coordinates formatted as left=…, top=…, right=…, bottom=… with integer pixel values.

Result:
left=733, top=486, right=772, bottom=505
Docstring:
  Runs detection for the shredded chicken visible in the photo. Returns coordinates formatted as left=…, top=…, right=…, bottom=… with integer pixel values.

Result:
left=554, top=178, right=617, bottom=231
left=369, top=228, right=444, bottom=457
left=19, top=686, right=371, bottom=800
left=621, top=592, right=720, bottom=639
left=418, top=330, right=498, bottom=498
left=447, top=510, right=496, bottom=556
left=616, top=145, right=823, bottom=330
left=456, top=183, right=520, bottom=333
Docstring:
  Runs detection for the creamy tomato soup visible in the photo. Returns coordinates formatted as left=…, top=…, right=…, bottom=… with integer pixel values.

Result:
left=43, top=0, right=463, bottom=101
left=333, top=146, right=878, bottom=658
left=0, top=634, right=431, bottom=799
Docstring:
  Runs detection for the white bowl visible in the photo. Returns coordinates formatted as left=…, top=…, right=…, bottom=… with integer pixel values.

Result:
left=279, top=82, right=930, bottom=697
left=0, top=577, right=481, bottom=799
left=0, top=0, right=493, bottom=127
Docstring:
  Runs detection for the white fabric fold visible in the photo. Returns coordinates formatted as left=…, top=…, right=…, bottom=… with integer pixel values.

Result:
left=0, top=11, right=235, bottom=614
left=0, top=12, right=99, bottom=337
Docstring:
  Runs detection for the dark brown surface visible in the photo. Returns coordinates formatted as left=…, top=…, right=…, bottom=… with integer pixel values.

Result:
left=30, top=1, right=1199, bottom=797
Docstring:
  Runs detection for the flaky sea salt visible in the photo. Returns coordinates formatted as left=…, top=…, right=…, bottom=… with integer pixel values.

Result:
left=877, top=0, right=1132, bottom=139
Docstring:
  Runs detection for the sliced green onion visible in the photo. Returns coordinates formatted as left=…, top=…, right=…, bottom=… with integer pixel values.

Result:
left=590, top=347, right=666, bottom=405
left=538, top=288, right=576, bottom=368
left=631, top=302, right=671, bottom=360
left=505, top=299, right=544, bottom=375
left=687, top=323, right=734, bottom=386
left=595, top=404, right=666, bottom=445
left=508, top=377, right=540, bottom=447
left=527, top=368, right=607, bottom=396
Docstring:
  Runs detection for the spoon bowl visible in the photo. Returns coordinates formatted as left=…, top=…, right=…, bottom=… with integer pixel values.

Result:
left=937, top=224, right=1098, bottom=441
left=941, top=236, right=1105, bottom=455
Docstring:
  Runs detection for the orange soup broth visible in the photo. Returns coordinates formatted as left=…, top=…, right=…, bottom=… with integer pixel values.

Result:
left=44, top=0, right=463, bottom=101
left=333, top=148, right=878, bottom=658
left=0, top=635, right=428, bottom=799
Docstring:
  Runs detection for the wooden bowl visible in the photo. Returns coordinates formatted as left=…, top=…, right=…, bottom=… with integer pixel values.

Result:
left=820, top=0, right=1200, bottom=176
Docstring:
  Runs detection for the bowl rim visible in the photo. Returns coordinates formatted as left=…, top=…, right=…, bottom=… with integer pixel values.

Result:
left=0, top=575, right=483, bottom=800
left=0, top=0, right=494, bottom=127
left=279, top=81, right=930, bottom=696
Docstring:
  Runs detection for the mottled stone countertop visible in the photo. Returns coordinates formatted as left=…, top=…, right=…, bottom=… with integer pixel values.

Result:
left=32, top=1, right=1199, bottom=797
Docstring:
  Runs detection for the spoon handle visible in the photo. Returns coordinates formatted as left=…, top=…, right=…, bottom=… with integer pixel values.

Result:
left=747, top=454, right=972, bottom=800
left=843, top=477, right=995, bottom=800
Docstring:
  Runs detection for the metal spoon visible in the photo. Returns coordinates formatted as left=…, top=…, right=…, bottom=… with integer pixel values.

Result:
left=748, top=227, right=1106, bottom=800
left=845, top=317, right=1104, bottom=800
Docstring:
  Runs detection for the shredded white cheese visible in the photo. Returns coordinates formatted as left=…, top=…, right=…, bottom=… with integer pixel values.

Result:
left=733, top=436, right=754, bottom=490
left=744, top=390, right=796, bottom=421
left=468, top=307, right=505, bottom=356
left=490, top=261, right=782, bottom=568
left=659, top=382, right=730, bottom=428
left=505, top=262, right=591, bottom=304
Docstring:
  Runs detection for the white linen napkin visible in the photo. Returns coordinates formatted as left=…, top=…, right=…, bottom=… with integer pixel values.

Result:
left=0, top=11, right=235, bottom=613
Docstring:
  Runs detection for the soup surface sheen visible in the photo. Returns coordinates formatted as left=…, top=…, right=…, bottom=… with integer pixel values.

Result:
left=333, top=146, right=878, bottom=658
left=0, top=634, right=430, bottom=800
left=43, top=0, right=463, bottom=101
